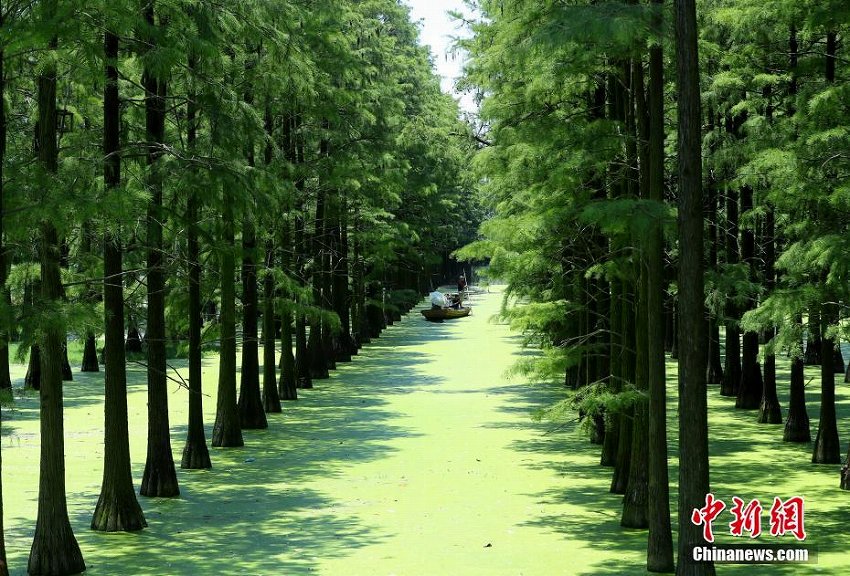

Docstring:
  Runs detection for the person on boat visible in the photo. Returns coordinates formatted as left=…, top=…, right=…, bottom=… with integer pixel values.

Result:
left=457, top=274, right=467, bottom=293
left=430, top=290, right=449, bottom=309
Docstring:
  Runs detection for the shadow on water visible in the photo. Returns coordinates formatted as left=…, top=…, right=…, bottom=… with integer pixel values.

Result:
left=488, top=346, right=847, bottom=576
left=3, top=310, right=456, bottom=576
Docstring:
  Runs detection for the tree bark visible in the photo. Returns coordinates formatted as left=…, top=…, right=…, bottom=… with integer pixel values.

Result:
left=25, top=346, right=41, bottom=390
left=704, top=127, right=722, bottom=385
left=81, top=333, right=99, bottom=372
left=646, top=6, right=674, bottom=566
left=0, top=18, right=8, bottom=393
left=812, top=304, right=840, bottom=463
left=181, top=63, right=211, bottom=469
left=139, top=0, right=179, bottom=497
left=758, top=207, right=781, bottom=423
left=307, top=186, right=330, bottom=380
left=783, top=324, right=810, bottom=443
left=293, top=115, right=313, bottom=390
left=28, top=7, right=86, bottom=567
left=238, top=214, right=267, bottom=429
left=720, top=165, right=741, bottom=396
left=213, top=190, right=245, bottom=447
left=736, top=185, right=762, bottom=409
left=804, top=304, right=822, bottom=366
left=125, top=319, right=143, bottom=354
left=674, top=0, right=714, bottom=573
left=621, top=53, right=650, bottom=531
left=277, top=198, right=297, bottom=402
left=91, top=28, right=147, bottom=533
left=262, top=241, right=282, bottom=412
left=334, top=193, right=356, bottom=359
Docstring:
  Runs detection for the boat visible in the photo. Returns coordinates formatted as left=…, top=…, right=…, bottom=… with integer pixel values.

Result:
left=421, top=307, right=472, bottom=321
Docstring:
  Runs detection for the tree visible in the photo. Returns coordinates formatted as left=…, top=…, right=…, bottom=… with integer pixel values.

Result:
left=180, top=47, right=211, bottom=469
left=139, top=0, right=179, bottom=497
left=91, top=25, right=147, bottom=533
left=674, top=0, right=713, bottom=573
left=0, top=3, right=9, bottom=393
left=645, top=1, right=673, bottom=568
left=27, top=0, right=86, bottom=571
left=237, top=56, right=267, bottom=430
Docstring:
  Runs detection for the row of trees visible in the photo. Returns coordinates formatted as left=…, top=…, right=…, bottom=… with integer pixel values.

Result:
left=459, top=0, right=847, bottom=574
left=0, top=0, right=478, bottom=574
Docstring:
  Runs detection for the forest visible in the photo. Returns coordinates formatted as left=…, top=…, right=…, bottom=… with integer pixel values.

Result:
left=1, top=0, right=849, bottom=574
left=0, top=0, right=477, bottom=574
left=457, top=0, right=850, bottom=574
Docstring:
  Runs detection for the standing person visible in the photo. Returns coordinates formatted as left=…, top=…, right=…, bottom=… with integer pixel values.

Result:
left=457, top=274, right=467, bottom=294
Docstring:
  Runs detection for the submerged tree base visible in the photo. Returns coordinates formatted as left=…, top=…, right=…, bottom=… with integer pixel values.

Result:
left=181, top=438, right=211, bottom=470
left=757, top=399, right=782, bottom=424
left=91, top=489, right=147, bottom=532
left=81, top=334, right=99, bottom=372
left=212, top=417, right=244, bottom=448
left=28, top=522, right=86, bottom=576
left=140, top=462, right=180, bottom=497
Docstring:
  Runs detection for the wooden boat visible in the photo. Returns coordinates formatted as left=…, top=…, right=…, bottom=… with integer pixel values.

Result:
left=421, top=307, right=472, bottom=321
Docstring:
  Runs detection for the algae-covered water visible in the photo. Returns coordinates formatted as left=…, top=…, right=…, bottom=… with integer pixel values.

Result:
left=1, top=287, right=847, bottom=575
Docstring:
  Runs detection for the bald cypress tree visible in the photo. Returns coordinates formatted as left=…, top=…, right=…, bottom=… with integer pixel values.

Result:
left=0, top=12, right=9, bottom=393
left=674, top=0, right=714, bottom=573
left=28, top=1, right=86, bottom=571
left=181, top=51, right=211, bottom=470
left=91, top=26, right=147, bottom=533
left=139, top=0, right=179, bottom=497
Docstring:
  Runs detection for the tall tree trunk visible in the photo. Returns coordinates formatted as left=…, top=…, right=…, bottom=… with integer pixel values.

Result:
left=238, top=211, right=267, bottom=429
left=237, top=77, right=266, bottom=429
left=674, top=0, right=714, bottom=573
left=606, top=67, right=627, bottom=482
left=334, top=193, right=356, bottom=359
left=277, top=133, right=298, bottom=401
left=181, top=62, right=211, bottom=468
left=736, top=185, right=762, bottom=409
left=812, top=303, right=840, bottom=463
left=91, top=28, right=147, bottom=532
left=622, top=56, right=648, bottom=530
left=812, top=30, right=840, bottom=465
left=262, top=240, right=282, bottom=412
left=0, top=34, right=9, bottom=392
left=646, top=5, right=674, bottom=566
left=758, top=206, right=781, bottom=423
left=804, top=304, right=822, bottom=366
left=28, top=5, right=86, bottom=568
left=0, top=32, right=6, bottom=566
left=351, top=214, right=370, bottom=347
left=0, top=29, right=8, bottom=560
left=25, top=291, right=41, bottom=389
left=720, top=184, right=740, bottom=397
left=292, top=115, right=312, bottom=389
left=704, top=118, right=723, bottom=385
left=783, top=319, right=810, bottom=443
left=308, top=130, right=330, bottom=380
left=213, top=190, right=245, bottom=447
left=139, top=0, right=179, bottom=497
left=261, top=109, right=282, bottom=412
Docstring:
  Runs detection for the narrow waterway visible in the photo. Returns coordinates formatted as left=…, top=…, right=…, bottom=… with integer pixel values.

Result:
left=3, top=287, right=651, bottom=575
